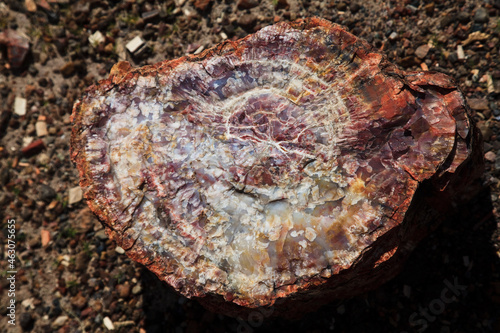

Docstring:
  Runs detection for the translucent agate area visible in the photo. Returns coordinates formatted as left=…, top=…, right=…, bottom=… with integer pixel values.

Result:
left=71, top=18, right=475, bottom=310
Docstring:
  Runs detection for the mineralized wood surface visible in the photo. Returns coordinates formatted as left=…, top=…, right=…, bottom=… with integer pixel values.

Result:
left=71, top=18, right=481, bottom=317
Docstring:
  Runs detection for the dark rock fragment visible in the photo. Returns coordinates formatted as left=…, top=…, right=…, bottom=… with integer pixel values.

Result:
left=21, top=139, right=46, bottom=156
left=19, top=312, right=34, bottom=331
left=440, top=14, right=457, bottom=28
left=237, top=0, right=259, bottom=10
left=237, top=14, right=257, bottom=30
left=350, top=3, right=361, bottom=13
left=38, top=184, right=57, bottom=202
left=0, top=30, right=30, bottom=69
left=474, top=7, right=489, bottom=23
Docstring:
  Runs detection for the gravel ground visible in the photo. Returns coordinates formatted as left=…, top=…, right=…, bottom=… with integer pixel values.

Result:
left=1, top=0, right=499, bottom=332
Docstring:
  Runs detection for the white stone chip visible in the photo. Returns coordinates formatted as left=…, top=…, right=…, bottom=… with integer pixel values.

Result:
left=103, top=316, right=115, bottom=330
left=486, top=74, right=494, bottom=94
left=126, top=36, right=145, bottom=54
left=68, top=186, right=83, bottom=205
left=23, top=136, right=33, bottom=147
left=36, top=121, right=48, bottom=137
left=115, top=246, right=125, bottom=254
left=194, top=45, right=205, bottom=55
left=37, top=153, right=50, bottom=165
left=457, top=45, right=465, bottom=60
left=132, top=284, right=142, bottom=295
left=14, top=97, right=27, bottom=116
left=25, top=0, right=37, bottom=12
left=53, top=315, right=68, bottom=328
left=89, top=31, right=105, bottom=48
left=22, top=297, right=35, bottom=310
left=182, top=7, right=195, bottom=18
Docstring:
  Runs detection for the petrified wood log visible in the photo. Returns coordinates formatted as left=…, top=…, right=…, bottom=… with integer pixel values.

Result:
left=71, top=18, right=482, bottom=317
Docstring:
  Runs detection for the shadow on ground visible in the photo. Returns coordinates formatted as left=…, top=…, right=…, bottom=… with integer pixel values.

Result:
left=140, top=180, right=499, bottom=333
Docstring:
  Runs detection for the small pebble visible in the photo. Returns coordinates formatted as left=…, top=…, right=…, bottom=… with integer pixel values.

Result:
left=68, top=186, right=83, bottom=205
left=95, top=229, right=108, bottom=240
left=75, top=251, right=88, bottom=271
left=25, top=0, right=36, bottom=12
left=132, top=284, right=142, bottom=295
left=415, top=44, right=430, bottom=59
left=456, top=45, right=465, bottom=60
left=21, top=298, right=35, bottom=310
left=19, top=312, right=34, bottom=330
left=41, top=229, right=50, bottom=247
left=194, top=45, right=205, bottom=55
left=52, top=315, right=68, bottom=328
left=193, top=0, right=211, bottom=11
left=474, top=7, right=489, bottom=23
left=238, top=14, right=257, bottom=30
left=141, top=9, right=160, bottom=21
left=36, top=121, right=48, bottom=137
left=37, top=152, right=50, bottom=165
left=21, top=139, right=45, bottom=156
left=70, top=292, right=87, bottom=309
left=237, top=0, right=258, bottom=10
left=104, top=43, right=114, bottom=53
left=424, top=3, right=434, bottom=15
left=350, top=3, right=360, bottom=13
left=89, top=31, right=105, bottom=47
left=118, top=283, right=131, bottom=298
left=14, top=97, right=27, bottom=116
left=486, top=75, right=494, bottom=94
left=103, top=316, right=115, bottom=330
left=126, top=36, right=145, bottom=54
left=336, top=2, right=347, bottom=11
left=485, top=151, right=496, bottom=162
left=81, top=307, right=93, bottom=318
left=38, top=184, right=56, bottom=202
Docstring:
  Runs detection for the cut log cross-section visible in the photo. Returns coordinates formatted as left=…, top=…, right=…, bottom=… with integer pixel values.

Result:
left=71, top=18, right=481, bottom=317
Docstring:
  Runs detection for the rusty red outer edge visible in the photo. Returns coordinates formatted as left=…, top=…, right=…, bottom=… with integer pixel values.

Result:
left=71, top=17, right=482, bottom=317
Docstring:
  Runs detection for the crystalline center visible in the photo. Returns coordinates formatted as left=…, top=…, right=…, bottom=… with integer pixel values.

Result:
left=89, top=53, right=393, bottom=306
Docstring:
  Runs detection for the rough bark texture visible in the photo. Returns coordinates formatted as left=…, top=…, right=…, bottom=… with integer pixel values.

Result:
left=71, top=18, right=482, bottom=318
